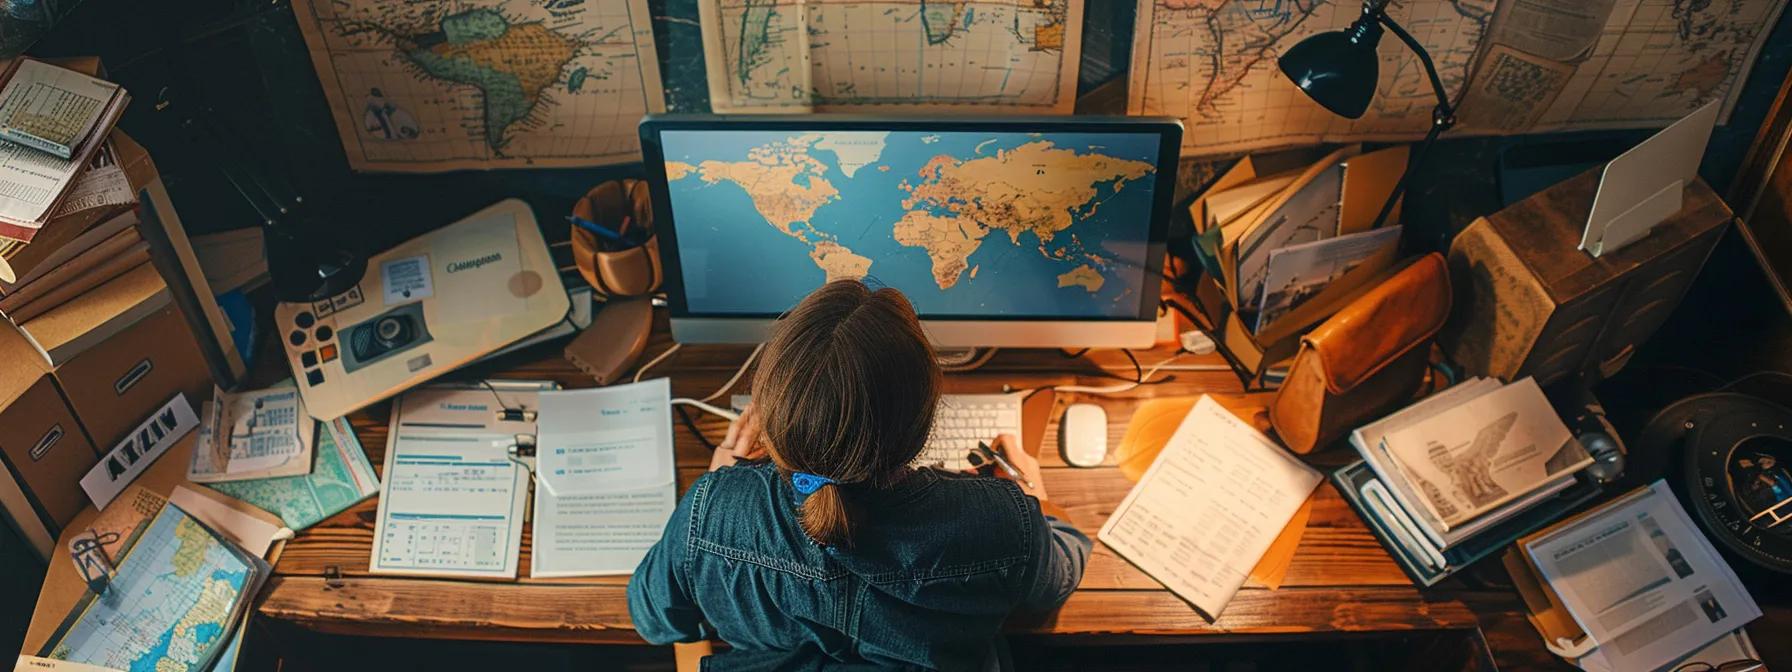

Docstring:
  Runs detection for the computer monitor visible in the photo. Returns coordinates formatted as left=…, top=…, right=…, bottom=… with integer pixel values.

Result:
left=639, top=115, right=1183, bottom=348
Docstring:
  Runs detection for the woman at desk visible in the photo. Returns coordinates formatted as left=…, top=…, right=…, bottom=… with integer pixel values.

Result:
left=629, top=281, right=1092, bottom=670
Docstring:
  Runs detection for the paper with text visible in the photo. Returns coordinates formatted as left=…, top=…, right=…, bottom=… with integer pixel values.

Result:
left=1099, top=396, right=1322, bottom=619
left=532, top=378, right=677, bottom=577
left=1527, top=481, right=1760, bottom=672
left=368, top=383, right=549, bottom=579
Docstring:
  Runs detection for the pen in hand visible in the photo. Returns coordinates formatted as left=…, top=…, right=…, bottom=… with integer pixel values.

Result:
left=976, top=441, right=1035, bottom=490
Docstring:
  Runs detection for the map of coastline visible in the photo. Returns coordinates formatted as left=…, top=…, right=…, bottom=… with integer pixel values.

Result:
left=47, top=506, right=254, bottom=672
left=289, top=0, right=664, bottom=170
left=660, top=130, right=1160, bottom=318
left=704, top=0, right=1083, bottom=112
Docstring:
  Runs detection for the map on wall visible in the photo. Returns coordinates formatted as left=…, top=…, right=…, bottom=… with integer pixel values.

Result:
left=1130, top=0, right=1790, bottom=157
left=42, top=505, right=264, bottom=672
left=1458, top=0, right=1790, bottom=133
left=658, top=129, right=1162, bottom=318
left=288, top=0, right=666, bottom=171
left=1130, top=0, right=1495, bottom=156
left=700, top=0, right=1084, bottom=113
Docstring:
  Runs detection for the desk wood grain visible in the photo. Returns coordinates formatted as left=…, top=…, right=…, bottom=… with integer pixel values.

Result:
left=253, top=313, right=1506, bottom=659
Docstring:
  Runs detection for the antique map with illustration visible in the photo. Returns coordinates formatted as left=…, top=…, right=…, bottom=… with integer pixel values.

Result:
left=1132, top=0, right=1788, bottom=156
left=43, top=505, right=260, bottom=672
left=659, top=129, right=1161, bottom=317
left=289, top=0, right=665, bottom=170
left=701, top=0, right=1084, bottom=112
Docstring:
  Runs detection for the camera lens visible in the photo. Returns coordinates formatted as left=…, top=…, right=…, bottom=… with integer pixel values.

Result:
left=376, top=315, right=409, bottom=343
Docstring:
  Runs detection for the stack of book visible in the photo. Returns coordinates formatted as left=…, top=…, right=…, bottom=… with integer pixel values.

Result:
left=1332, top=377, right=1603, bottom=585
left=1181, top=145, right=1409, bottom=389
left=0, top=205, right=143, bottom=323
left=0, top=57, right=129, bottom=248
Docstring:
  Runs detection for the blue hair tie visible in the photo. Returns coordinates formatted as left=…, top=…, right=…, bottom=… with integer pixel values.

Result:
left=791, top=472, right=835, bottom=495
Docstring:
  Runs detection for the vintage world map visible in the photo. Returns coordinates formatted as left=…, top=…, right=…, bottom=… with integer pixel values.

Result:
left=289, top=0, right=664, bottom=171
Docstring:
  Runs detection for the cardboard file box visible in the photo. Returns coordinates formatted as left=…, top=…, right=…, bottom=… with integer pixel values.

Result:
left=0, top=322, right=99, bottom=561
left=53, top=300, right=213, bottom=452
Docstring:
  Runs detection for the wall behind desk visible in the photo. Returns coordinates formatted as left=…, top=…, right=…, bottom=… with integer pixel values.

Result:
left=14, top=0, right=1792, bottom=253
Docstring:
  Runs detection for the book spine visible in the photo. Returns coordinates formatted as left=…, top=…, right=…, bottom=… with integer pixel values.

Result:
left=0, top=228, right=140, bottom=310
left=6, top=247, right=150, bottom=323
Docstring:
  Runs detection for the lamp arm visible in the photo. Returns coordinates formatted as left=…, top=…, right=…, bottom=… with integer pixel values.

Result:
left=1378, top=13, right=1453, bottom=116
left=1365, top=11, right=1459, bottom=230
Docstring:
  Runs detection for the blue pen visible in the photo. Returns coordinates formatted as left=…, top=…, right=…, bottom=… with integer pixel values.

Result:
left=568, top=215, right=637, bottom=248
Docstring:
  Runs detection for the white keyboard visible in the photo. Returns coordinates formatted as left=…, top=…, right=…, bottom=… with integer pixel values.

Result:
left=730, top=393, right=1023, bottom=471
left=918, top=394, right=1023, bottom=470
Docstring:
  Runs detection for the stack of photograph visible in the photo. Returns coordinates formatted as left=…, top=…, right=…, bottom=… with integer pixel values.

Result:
left=1332, top=377, right=1605, bottom=585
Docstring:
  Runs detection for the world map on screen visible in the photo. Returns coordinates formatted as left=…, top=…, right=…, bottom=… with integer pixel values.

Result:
left=660, top=130, right=1161, bottom=318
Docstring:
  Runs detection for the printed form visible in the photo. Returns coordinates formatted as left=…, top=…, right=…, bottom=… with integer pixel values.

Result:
left=532, top=378, right=677, bottom=577
left=369, top=382, right=549, bottom=578
left=1099, top=395, right=1322, bottom=620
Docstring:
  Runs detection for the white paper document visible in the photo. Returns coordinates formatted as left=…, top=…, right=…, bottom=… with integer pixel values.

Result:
left=189, top=383, right=316, bottom=483
left=53, top=143, right=132, bottom=216
left=1099, top=396, right=1322, bottom=619
left=532, top=378, right=677, bottom=578
left=1527, top=481, right=1761, bottom=672
left=369, top=382, right=549, bottom=579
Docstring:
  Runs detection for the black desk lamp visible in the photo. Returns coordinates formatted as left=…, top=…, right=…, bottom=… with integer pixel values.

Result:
left=1278, top=0, right=1455, bottom=230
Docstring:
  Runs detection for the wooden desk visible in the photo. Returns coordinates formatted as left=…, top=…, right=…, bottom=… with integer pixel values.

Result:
left=249, top=315, right=1582, bottom=669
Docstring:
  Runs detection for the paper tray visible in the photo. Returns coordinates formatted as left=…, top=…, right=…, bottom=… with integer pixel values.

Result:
left=1331, top=459, right=1602, bottom=586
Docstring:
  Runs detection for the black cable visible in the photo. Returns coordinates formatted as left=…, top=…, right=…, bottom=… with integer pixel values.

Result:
left=477, top=379, right=520, bottom=413
left=1121, top=349, right=1145, bottom=383
left=677, top=405, right=716, bottom=452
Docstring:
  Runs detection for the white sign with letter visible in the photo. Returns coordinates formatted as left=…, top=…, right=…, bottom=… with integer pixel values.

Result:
left=80, top=394, right=199, bottom=509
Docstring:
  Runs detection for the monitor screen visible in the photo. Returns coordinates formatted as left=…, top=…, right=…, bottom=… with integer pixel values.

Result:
left=651, top=124, right=1172, bottom=321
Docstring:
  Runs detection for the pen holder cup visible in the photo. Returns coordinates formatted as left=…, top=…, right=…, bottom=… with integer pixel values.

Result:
left=572, top=179, right=662, bottom=299
left=574, top=229, right=662, bottom=299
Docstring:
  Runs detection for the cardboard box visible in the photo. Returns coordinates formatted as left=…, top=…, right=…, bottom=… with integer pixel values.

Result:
left=53, top=298, right=212, bottom=451
left=16, top=262, right=170, bottom=367
left=0, top=322, right=99, bottom=561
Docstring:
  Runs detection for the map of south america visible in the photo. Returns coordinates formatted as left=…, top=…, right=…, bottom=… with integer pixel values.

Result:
left=289, top=0, right=664, bottom=171
left=397, top=9, right=578, bottom=154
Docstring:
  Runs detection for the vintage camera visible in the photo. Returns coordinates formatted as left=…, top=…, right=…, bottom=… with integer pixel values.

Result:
left=342, top=303, right=434, bottom=373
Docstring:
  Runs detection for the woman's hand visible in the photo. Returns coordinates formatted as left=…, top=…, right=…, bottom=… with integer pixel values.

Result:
left=987, top=433, right=1048, bottom=501
left=710, top=403, right=766, bottom=471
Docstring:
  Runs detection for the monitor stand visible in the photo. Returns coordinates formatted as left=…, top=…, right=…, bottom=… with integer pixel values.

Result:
left=937, top=347, right=995, bottom=372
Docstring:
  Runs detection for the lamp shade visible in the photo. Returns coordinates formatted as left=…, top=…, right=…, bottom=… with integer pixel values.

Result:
left=1277, top=21, right=1383, bottom=119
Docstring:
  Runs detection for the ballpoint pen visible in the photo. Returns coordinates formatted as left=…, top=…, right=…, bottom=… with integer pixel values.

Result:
left=976, top=441, right=1035, bottom=490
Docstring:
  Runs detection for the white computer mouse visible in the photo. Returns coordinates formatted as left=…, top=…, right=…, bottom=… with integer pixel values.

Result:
left=1061, top=404, right=1108, bottom=468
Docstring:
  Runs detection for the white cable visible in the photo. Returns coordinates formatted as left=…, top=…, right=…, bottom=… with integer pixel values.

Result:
left=940, top=347, right=999, bottom=372
left=633, top=342, right=683, bottom=383
left=1051, top=352, right=1187, bottom=395
left=700, top=343, right=764, bottom=403
left=672, top=398, right=739, bottom=421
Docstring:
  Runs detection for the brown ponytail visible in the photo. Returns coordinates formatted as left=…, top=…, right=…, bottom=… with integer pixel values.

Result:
left=752, top=280, right=942, bottom=548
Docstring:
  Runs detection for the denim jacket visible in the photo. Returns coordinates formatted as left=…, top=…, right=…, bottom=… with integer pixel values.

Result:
left=628, top=462, right=1092, bottom=671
